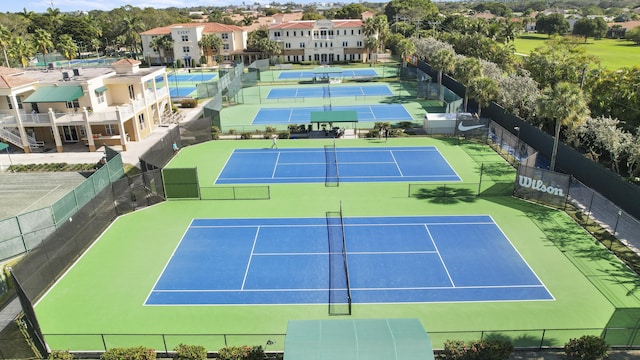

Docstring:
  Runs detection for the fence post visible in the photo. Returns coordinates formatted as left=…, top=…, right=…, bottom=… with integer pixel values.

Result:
left=539, top=329, right=546, bottom=350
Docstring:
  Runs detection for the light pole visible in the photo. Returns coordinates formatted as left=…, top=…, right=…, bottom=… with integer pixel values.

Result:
left=514, top=126, right=521, bottom=166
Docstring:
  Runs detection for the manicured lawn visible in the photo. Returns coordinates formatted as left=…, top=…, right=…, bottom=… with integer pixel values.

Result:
left=514, top=33, right=640, bottom=70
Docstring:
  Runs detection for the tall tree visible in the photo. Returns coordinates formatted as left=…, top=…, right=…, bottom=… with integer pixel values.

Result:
left=429, top=48, right=456, bottom=95
left=334, top=3, right=369, bottom=19
left=0, top=24, right=11, bottom=67
left=454, top=56, right=482, bottom=112
left=121, top=14, right=145, bottom=59
left=537, top=82, right=590, bottom=171
left=468, top=77, right=499, bottom=118
left=524, top=36, right=595, bottom=89
left=56, top=34, right=78, bottom=67
left=32, top=29, right=53, bottom=68
left=9, top=36, right=35, bottom=68
left=535, top=13, right=569, bottom=37
left=572, top=17, right=607, bottom=41
left=198, top=33, right=222, bottom=65
left=396, top=38, right=416, bottom=67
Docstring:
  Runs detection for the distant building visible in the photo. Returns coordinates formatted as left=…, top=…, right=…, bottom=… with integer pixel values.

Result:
left=268, top=18, right=366, bottom=64
left=0, top=60, right=171, bottom=153
left=141, top=22, right=247, bottom=67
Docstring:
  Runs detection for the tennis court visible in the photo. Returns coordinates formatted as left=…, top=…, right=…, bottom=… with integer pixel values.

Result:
left=146, top=215, right=552, bottom=305
left=252, top=104, right=413, bottom=125
left=215, top=147, right=460, bottom=184
left=278, top=69, right=378, bottom=80
left=266, top=85, right=393, bottom=99
left=169, top=87, right=197, bottom=97
left=155, top=73, right=217, bottom=83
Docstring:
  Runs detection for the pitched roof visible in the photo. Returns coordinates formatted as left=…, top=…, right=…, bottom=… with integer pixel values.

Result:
left=141, top=22, right=244, bottom=36
left=607, top=20, right=640, bottom=29
left=113, top=58, right=141, bottom=66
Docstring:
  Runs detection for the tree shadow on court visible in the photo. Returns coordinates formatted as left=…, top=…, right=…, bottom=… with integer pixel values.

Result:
left=412, top=186, right=478, bottom=204
left=378, top=95, right=419, bottom=104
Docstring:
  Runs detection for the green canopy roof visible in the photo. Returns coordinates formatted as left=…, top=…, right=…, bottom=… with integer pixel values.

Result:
left=0, top=142, right=8, bottom=152
left=23, top=86, right=83, bottom=103
left=94, top=86, right=108, bottom=94
left=284, top=319, right=434, bottom=360
left=310, top=111, right=358, bottom=124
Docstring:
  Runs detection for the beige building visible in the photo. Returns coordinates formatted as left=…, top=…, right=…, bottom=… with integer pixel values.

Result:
left=0, top=60, right=171, bottom=153
left=268, top=17, right=366, bottom=64
left=141, top=23, right=247, bottom=67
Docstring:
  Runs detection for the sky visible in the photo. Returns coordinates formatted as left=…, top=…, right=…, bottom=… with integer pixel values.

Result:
left=2, top=0, right=277, bottom=14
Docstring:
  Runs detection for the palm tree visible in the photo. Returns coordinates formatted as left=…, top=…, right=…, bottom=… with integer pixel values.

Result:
left=121, top=15, right=145, bottom=59
left=537, top=81, right=590, bottom=171
left=0, top=24, right=12, bottom=67
left=56, top=34, right=78, bottom=67
left=150, top=35, right=174, bottom=65
left=396, top=38, right=415, bottom=68
left=9, top=37, right=35, bottom=68
left=198, top=34, right=222, bottom=65
left=32, top=29, right=53, bottom=68
left=430, top=48, right=456, bottom=97
left=364, top=37, right=378, bottom=65
left=467, top=77, right=499, bottom=118
left=454, top=56, right=483, bottom=112
left=46, top=7, right=63, bottom=39
left=363, top=15, right=389, bottom=64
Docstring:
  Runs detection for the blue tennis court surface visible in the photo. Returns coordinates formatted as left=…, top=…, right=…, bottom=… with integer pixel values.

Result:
left=155, top=73, right=216, bottom=82
left=267, top=85, right=392, bottom=99
left=145, top=215, right=553, bottom=305
left=252, top=104, right=413, bottom=125
left=278, top=69, right=378, bottom=80
left=215, top=147, right=460, bottom=184
left=170, top=87, right=196, bottom=97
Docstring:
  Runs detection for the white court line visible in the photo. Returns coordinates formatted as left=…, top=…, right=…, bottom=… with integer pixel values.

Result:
left=241, top=227, right=261, bottom=291
left=17, top=184, right=62, bottom=215
left=388, top=150, right=404, bottom=177
left=424, top=224, right=456, bottom=287
left=271, top=152, right=280, bottom=178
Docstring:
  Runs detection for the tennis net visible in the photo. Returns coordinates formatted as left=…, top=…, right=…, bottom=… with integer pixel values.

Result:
left=324, top=141, right=339, bottom=187
left=326, top=202, right=351, bottom=315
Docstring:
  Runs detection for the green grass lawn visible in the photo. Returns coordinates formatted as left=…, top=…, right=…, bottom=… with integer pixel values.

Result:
left=514, top=33, right=640, bottom=70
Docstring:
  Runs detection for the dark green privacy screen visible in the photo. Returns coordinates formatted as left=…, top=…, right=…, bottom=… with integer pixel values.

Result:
left=163, top=168, right=199, bottom=199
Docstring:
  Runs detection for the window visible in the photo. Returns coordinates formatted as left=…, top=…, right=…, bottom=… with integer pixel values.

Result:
left=221, top=33, right=228, bottom=40
left=223, top=55, right=230, bottom=62
left=6, top=96, right=22, bottom=109
left=344, top=30, right=347, bottom=35
left=285, top=43, right=291, bottom=49
left=342, top=41, right=348, bottom=47
left=96, top=91, right=105, bottom=104
left=183, top=46, right=190, bottom=53
left=286, top=31, right=289, bottom=36
left=181, top=35, right=188, bottom=42
left=308, top=31, right=311, bottom=36
left=314, top=43, right=318, bottom=48
left=294, top=31, right=297, bottom=36
left=300, top=42, right=305, bottom=48
left=223, top=44, right=229, bottom=50
left=138, top=113, right=145, bottom=130
left=66, top=99, right=79, bottom=109
left=128, top=84, right=135, bottom=99
left=358, top=30, right=361, bottom=35
left=104, top=124, right=116, bottom=135
left=314, top=54, right=319, bottom=61
left=274, top=31, right=281, bottom=37
left=5, top=97, right=12, bottom=109
left=351, top=30, right=354, bottom=35
left=357, top=41, right=363, bottom=47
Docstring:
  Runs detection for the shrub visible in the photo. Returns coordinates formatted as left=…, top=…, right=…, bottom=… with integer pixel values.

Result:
left=180, top=99, right=198, bottom=108
left=173, top=344, right=206, bottom=360
left=49, top=350, right=73, bottom=360
left=265, top=126, right=277, bottom=133
left=564, top=335, right=609, bottom=360
left=240, top=132, right=253, bottom=139
left=217, top=345, right=264, bottom=360
left=440, top=339, right=513, bottom=359
left=278, top=131, right=290, bottom=139
left=101, top=347, right=156, bottom=360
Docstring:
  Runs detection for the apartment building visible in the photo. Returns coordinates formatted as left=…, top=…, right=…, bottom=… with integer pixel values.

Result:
left=0, top=59, right=171, bottom=153
left=141, top=23, right=247, bottom=67
left=268, top=15, right=368, bottom=64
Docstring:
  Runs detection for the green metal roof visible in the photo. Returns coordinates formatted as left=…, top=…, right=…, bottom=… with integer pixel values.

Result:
left=284, top=319, right=434, bottom=360
left=0, top=142, right=8, bottom=152
left=94, top=86, right=108, bottom=93
left=310, top=111, right=358, bottom=123
left=23, top=86, right=84, bottom=103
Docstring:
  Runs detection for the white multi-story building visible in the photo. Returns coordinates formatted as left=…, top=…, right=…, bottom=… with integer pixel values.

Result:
left=268, top=17, right=367, bottom=64
left=141, top=23, right=247, bottom=67
left=0, top=60, right=171, bottom=153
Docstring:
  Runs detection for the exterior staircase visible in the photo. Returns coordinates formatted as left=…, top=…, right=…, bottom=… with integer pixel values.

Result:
left=0, top=128, right=45, bottom=151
